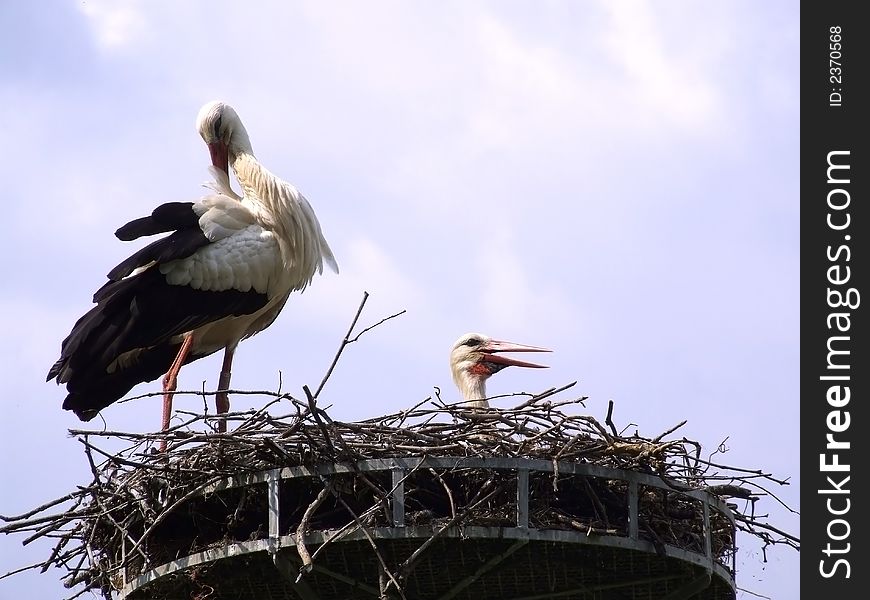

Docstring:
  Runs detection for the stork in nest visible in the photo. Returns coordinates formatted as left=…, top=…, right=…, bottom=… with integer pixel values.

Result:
left=48, top=101, right=338, bottom=446
left=450, top=332, right=550, bottom=408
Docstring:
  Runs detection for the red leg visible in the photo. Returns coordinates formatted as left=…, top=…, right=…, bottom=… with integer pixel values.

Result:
left=215, top=342, right=237, bottom=433
left=160, top=333, right=195, bottom=451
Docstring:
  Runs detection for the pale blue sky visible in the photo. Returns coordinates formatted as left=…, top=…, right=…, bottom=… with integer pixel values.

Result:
left=0, top=1, right=799, bottom=598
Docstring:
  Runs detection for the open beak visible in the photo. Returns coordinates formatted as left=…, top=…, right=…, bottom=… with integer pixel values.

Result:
left=480, top=339, right=551, bottom=369
left=207, top=141, right=229, bottom=175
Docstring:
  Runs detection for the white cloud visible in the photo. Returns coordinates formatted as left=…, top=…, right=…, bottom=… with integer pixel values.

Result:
left=78, top=0, right=148, bottom=50
left=475, top=219, right=580, bottom=337
left=288, top=235, right=428, bottom=326
left=468, top=15, right=590, bottom=150
left=598, top=0, right=721, bottom=130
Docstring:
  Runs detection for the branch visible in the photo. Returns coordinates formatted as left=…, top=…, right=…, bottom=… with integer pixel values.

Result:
left=314, top=291, right=369, bottom=398
left=295, top=484, right=332, bottom=578
left=313, top=292, right=406, bottom=398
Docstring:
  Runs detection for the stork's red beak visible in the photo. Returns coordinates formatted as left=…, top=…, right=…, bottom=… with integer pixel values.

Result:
left=207, top=141, right=229, bottom=175
left=480, top=339, right=551, bottom=369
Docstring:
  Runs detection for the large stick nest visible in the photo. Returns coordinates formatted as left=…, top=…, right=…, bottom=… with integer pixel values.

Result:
left=1, top=387, right=798, bottom=599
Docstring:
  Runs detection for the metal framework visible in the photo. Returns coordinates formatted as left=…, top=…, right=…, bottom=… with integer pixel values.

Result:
left=120, top=457, right=737, bottom=600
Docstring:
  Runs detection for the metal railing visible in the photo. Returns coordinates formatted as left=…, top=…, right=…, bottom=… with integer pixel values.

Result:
left=122, top=456, right=737, bottom=598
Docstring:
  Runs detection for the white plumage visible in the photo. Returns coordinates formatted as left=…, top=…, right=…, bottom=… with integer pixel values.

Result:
left=48, top=101, right=337, bottom=444
left=450, top=333, right=551, bottom=408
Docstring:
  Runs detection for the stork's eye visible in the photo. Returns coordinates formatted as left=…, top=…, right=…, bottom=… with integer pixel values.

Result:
left=213, top=115, right=223, bottom=138
left=464, top=337, right=482, bottom=347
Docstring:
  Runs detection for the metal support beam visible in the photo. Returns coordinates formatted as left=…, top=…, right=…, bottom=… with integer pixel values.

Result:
left=702, top=501, right=712, bottom=559
left=267, top=468, right=281, bottom=554
left=628, top=480, right=639, bottom=540
left=392, top=467, right=405, bottom=527
left=517, top=468, right=529, bottom=528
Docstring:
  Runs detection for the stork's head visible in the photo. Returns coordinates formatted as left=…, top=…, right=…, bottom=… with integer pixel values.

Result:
left=450, top=332, right=550, bottom=408
left=196, top=100, right=252, bottom=175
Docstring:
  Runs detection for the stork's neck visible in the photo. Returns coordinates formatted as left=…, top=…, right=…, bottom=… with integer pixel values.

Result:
left=455, top=373, right=490, bottom=409
left=228, top=151, right=333, bottom=292
left=230, top=152, right=269, bottom=204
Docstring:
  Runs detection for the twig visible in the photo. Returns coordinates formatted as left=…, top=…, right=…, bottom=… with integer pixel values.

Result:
left=313, top=292, right=406, bottom=398
left=348, top=309, right=407, bottom=344
left=321, top=476, right=407, bottom=600
left=0, top=388, right=798, bottom=596
left=395, top=481, right=506, bottom=586
left=295, top=484, right=332, bottom=578
left=314, top=292, right=369, bottom=398
left=605, top=400, right=618, bottom=437
left=0, top=493, right=82, bottom=523
left=303, top=385, right=335, bottom=457
left=651, top=420, right=688, bottom=444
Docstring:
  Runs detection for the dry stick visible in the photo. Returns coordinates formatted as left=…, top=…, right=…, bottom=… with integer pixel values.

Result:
left=41, top=531, right=74, bottom=573
left=66, top=581, right=102, bottom=600
left=313, top=291, right=407, bottom=399
left=394, top=396, right=434, bottom=429
left=319, top=476, right=408, bottom=600
left=428, top=469, right=456, bottom=519
left=651, top=420, right=689, bottom=444
left=305, top=393, right=396, bottom=514
left=80, top=448, right=151, bottom=571
left=0, top=492, right=84, bottom=523
left=76, top=438, right=190, bottom=474
left=308, top=503, right=383, bottom=564
left=1, top=561, right=52, bottom=581
left=295, top=484, right=332, bottom=578
left=77, top=441, right=106, bottom=577
left=508, top=382, right=579, bottom=411
left=119, top=387, right=295, bottom=404
left=303, top=386, right=336, bottom=457
left=307, top=459, right=426, bottom=569
left=583, top=478, right=610, bottom=528
left=348, top=309, right=407, bottom=344
left=733, top=480, right=800, bottom=515
left=378, top=566, right=388, bottom=600
left=264, top=438, right=296, bottom=463
left=109, top=476, right=223, bottom=574
left=313, top=291, right=369, bottom=398
left=605, top=399, right=619, bottom=437
left=2, top=391, right=800, bottom=590
left=311, top=450, right=430, bottom=572
left=582, top=415, right=615, bottom=444
left=62, top=538, right=91, bottom=589
left=22, top=515, right=82, bottom=547
left=393, top=481, right=507, bottom=588
left=0, top=509, right=93, bottom=535
left=732, top=514, right=800, bottom=546
left=693, top=457, right=786, bottom=484
left=78, top=512, right=101, bottom=588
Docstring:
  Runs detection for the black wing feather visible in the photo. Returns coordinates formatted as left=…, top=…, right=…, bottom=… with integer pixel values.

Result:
left=104, top=228, right=209, bottom=283
left=49, top=200, right=269, bottom=420
left=115, top=202, right=199, bottom=240
left=50, top=267, right=267, bottom=387
left=61, top=340, right=185, bottom=420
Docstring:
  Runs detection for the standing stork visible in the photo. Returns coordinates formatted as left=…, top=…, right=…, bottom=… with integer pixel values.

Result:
left=450, top=333, right=551, bottom=408
left=47, top=101, right=338, bottom=442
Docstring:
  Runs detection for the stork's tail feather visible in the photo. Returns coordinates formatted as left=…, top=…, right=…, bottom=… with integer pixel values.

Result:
left=63, top=401, right=100, bottom=422
left=46, top=358, right=65, bottom=382
left=59, top=340, right=205, bottom=421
